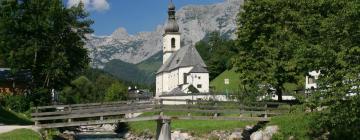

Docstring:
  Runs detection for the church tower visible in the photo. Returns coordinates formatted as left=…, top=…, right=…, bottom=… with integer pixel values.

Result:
left=163, top=0, right=180, bottom=64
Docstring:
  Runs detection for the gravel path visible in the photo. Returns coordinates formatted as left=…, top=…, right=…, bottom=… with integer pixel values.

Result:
left=0, top=125, right=39, bottom=134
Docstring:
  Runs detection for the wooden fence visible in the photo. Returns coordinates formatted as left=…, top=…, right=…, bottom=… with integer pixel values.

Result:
left=31, top=99, right=290, bottom=128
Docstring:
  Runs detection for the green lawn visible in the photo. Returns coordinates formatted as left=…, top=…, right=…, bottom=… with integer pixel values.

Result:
left=268, top=107, right=314, bottom=140
left=0, top=129, right=41, bottom=140
left=129, top=120, right=255, bottom=137
left=210, top=68, right=241, bottom=93
left=129, top=111, right=256, bottom=136
left=0, top=106, right=33, bottom=125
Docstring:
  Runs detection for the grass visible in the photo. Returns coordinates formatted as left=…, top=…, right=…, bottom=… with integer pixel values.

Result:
left=129, top=120, right=255, bottom=137
left=268, top=106, right=314, bottom=140
left=129, top=111, right=256, bottom=136
left=0, top=129, right=41, bottom=140
left=0, top=106, right=33, bottom=125
left=210, top=68, right=241, bottom=93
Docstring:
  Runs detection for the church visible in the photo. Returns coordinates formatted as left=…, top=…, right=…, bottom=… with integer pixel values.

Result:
left=155, top=1, right=209, bottom=97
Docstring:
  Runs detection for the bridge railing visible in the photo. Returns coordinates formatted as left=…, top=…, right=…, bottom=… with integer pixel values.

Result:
left=155, top=99, right=291, bottom=119
left=31, top=99, right=291, bottom=128
left=31, top=100, right=155, bottom=126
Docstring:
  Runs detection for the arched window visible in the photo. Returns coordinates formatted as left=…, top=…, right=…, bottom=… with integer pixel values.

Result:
left=171, top=38, right=176, bottom=48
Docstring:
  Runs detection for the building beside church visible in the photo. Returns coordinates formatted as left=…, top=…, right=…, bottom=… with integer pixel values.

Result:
left=155, top=2, right=209, bottom=97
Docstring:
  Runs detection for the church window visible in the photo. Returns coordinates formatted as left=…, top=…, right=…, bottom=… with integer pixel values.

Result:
left=171, top=38, right=176, bottom=48
left=197, top=84, right=202, bottom=88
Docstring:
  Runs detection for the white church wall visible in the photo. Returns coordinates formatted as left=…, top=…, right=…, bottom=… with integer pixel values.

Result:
left=178, top=67, right=193, bottom=85
left=156, top=74, right=163, bottom=97
left=169, top=70, right=179, bottom=89
left=163, top=34, right=181, bottom=63
left=162, top=72, right=171, bottom=93
left=159, top=95, right=230, bottom=105
left=187, top=73, right=209, bottom=93
left=163, top=34, right=181, bottom=52
left=163, top=53, right=172, bottom=64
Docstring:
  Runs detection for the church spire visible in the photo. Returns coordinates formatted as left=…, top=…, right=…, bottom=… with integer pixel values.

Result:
left=165, top=0, right=179, bottom=33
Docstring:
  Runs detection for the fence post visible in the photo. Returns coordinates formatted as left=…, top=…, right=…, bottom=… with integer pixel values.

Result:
left=35, top=107, right=39, bottom=126
left=186, top=99, right=191, bottom=117
left=214, top=102, right=218, bottom=117
left=264, top=103, right=268, bottom=118
left=68, top=105, right=72, bottom=123
left=159, top=99, right=163, bottom=116
left=239, top=104, right=243, bottom=117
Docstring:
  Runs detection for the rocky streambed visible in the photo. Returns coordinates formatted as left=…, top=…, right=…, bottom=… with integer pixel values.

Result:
left=56, top=123, right=279, bottom=140
left=121, top=124, right=279, bottom=140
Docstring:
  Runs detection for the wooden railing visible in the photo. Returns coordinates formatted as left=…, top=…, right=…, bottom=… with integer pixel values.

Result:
left=31, top=99, right=290, bottom=128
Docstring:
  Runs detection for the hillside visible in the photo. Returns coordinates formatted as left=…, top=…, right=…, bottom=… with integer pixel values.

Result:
left=103, top=52, right=162, bottom=85
left=210, top=68, right=241, bottom=93
left=0, top=106, right=32, bottom=125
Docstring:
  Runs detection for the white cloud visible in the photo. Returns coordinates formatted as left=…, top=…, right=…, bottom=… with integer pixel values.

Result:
left=67, top=0, right=110, bottom=12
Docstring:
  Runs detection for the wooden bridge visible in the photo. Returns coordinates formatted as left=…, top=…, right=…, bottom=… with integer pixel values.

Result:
left=31, top=99, right=290, bottom=140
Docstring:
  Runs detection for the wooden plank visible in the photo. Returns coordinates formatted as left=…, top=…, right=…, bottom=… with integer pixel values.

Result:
left=71, top=102, right=153, bottom=110
left=32, top=107, right=154, bottom=121
left=32, top=100, right=154, bottom=110
left=32, top=103, right=154, bottom=116
left=158, top=99, right=287, bottom=105
left=160, top=108, right=264, bottom=114
left=159, top=105, right=268, bottom=111
left=70, top=104, right=153, bottom=114
left=31, top=111, right=70, bottom=117
left=172, top=116, right=269, bottom=121
left=38, top=115, right=162, bottom=128
left=37, top=115, right=268, bottom=128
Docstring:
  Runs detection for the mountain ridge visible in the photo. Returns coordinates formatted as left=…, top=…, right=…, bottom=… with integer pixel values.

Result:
left=86, top=0, right=243, bottom=69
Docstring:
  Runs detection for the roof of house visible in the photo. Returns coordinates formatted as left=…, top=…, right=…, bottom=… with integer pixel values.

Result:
left=189, top=64, right=208, bottom=73
left=168, top=86, right=185, bottom=94
left=157, top=45, right=207, bottom=74
left=0, top=68, right=32, bottom=81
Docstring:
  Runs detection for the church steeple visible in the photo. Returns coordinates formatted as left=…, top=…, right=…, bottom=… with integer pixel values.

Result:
left=165, top=0, right=179, bottom=33
left=162, top=0, right=181, bottom=64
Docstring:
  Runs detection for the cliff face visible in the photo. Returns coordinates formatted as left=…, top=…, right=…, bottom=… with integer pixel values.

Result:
left=86, top=0, right=243, bottom=68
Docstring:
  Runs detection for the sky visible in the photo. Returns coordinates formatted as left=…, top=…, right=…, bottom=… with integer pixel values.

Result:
left=65, top=0, right=224, bottom=36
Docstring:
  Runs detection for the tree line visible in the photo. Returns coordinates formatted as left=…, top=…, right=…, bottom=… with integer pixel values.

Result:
left=233, top=0, right=359, bottom=139
left=0, top=1, right=130, bottom=111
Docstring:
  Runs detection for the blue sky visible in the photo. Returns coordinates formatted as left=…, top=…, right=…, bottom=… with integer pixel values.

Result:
left=65, top=0, right=224, bottom=36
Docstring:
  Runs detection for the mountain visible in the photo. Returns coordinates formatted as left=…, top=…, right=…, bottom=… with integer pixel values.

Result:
left=103, top=52, right=162, bottom=85
left=86, top=0, right=243, bottom=69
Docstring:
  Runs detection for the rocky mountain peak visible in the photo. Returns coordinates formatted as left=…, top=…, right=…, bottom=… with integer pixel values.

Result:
left=86, top=0, right=243, bottom=68
left=111, top=27, right=131, bottom=40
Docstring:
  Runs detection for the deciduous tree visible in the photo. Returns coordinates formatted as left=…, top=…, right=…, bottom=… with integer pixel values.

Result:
left=0, top=0, right=93, bottom=94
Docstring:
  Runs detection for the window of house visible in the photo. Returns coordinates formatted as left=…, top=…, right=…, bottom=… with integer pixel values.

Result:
left=171, top=38, right=176, bottom=48
left=308, top=76, right=316, bottom=84
left=184, top=74, right=188, bottom=84
left=197, top=84, right=202, bottom=88
left=198, top=76, right=201, bottom=79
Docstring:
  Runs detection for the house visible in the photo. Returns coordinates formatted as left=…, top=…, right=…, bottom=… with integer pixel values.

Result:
left=128, top=86, right=152, bottom=100
left=305, top=70, right=320, bottom=90
left=155, top=1, right=209, bottom=97
left=0, top=68, right=32, bottom=94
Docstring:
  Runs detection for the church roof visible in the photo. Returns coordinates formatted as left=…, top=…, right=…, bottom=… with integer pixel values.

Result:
left=168, top=86, right=185, bottom=94
left=189, top=64, right=208, bottom=73
left=157, top=45, right=207, bottom=74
